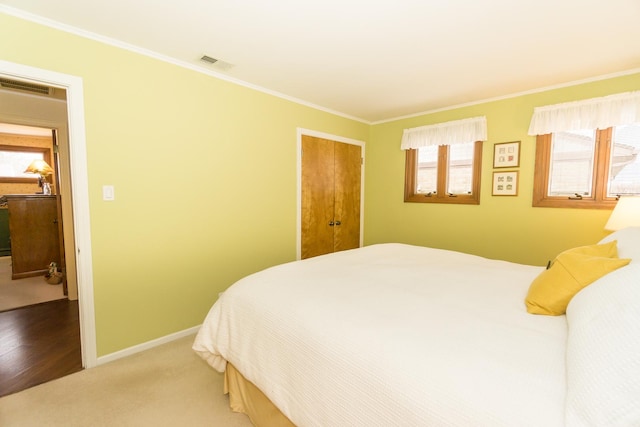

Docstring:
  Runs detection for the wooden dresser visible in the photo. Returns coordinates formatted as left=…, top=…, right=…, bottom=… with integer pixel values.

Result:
left=1, top=195, right=61, bottom=279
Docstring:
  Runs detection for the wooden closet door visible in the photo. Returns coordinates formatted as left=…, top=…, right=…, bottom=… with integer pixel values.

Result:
left=301, top=135, right=362, bottom=259
left=333, top=142, right=361, bottom=252
left=301, top=136, right=335, bottom=259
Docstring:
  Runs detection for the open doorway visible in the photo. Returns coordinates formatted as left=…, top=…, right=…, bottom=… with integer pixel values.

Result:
left=0, top=60, right=97, bottom=376
left=0, top=123, right=68, bottom=312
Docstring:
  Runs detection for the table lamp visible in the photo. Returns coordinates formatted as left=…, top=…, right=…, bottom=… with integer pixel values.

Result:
left=604, top=196, right=640, bottom=231
left=24, top=159, right=54, bottom=195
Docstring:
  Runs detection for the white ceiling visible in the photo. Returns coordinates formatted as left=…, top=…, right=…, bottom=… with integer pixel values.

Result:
left=2, top=0, right=640, bottom=123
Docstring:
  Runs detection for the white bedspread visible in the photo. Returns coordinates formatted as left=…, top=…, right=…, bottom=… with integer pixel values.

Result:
left=194, top=243, right=567, bottom=427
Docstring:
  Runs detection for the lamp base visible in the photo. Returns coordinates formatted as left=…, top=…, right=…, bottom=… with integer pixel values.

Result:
left=42, top=182, right=51, bottom=195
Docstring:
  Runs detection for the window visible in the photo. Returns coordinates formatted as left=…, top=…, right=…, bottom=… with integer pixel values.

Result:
left=529, top=91, right=640, bottom=209
left=402, top=116, right=486, bottom=205
left=0, top=145, right=51, bottom=183
left=533, top=123, right=640, bottom=208
left=404, top=141, right=482, bottom=204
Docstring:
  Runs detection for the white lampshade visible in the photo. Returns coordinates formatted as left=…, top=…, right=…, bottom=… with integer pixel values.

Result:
left=604, top=197, right=640, bottom=231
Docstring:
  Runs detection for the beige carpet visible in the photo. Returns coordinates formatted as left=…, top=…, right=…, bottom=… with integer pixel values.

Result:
left=0, top=334, right=254, bottom=427
left=0, top=256, right=65, bottom=312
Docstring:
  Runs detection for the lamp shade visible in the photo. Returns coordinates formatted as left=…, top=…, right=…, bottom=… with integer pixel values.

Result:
left=24, top=159, right=54, bottom=176
left=604, top=197, right=640, bottom=231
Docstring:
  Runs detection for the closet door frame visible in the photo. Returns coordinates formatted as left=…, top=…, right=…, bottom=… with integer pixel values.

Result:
left=296, top=128, right=365, bottom=260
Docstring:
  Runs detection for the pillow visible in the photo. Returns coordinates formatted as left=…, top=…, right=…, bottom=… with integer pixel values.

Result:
left=565, top=263, right=640, bottom=426
left=541, top=240, right=619, bottom=270
left=525, top=243, right=630, bottom=315
left=562, top=239, right=619, bottom=258
left=599, top=226, right=640, bottom=263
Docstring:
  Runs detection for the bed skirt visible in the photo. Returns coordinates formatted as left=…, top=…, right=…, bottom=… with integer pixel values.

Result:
left=225, top=363, right=296, bottom=427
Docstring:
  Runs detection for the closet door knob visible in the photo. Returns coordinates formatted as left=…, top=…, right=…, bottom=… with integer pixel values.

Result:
left=329, top=221, right=335, bottom=226
left=335, top=220, right=341, bottom=226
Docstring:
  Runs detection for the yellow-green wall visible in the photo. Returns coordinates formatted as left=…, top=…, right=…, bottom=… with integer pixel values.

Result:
left=0, top=13, right=368, bottom=355
left=2, top=11, right=639, bottom=357
left=365, top=73, right=640, bottom=265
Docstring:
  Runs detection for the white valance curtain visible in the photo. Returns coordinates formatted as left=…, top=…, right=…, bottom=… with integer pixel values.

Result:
left=400, top=116, right=487, bottom=150
left=528, top=90, right=640, bottom=135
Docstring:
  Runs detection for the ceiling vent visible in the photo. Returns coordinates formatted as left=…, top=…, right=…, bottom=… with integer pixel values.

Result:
left=200, top=55, right=218, bottom=64
left=0, top=77, right=53, bottom=96
left=200, top=55, right=235, bottom=71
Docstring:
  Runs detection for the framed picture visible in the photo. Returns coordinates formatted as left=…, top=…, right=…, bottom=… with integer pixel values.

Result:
left=492, top=171, right=518, bottom=196
left=493, top=141, right=520, bottom=168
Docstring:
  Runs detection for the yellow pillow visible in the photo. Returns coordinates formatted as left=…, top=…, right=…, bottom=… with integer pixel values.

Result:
left=526, top=248, right=630, bottom=316
left=564, top=240, right=619, bottom=258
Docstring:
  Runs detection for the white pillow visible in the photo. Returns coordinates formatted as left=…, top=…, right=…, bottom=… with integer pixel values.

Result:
left=599, top=226, right=640, bottom=263
left=565, top=262, right=640, bottom=426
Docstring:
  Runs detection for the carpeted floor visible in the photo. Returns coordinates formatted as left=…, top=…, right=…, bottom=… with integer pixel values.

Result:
left=0, top=334, right=254, bottom=426
left=0, top=256, right=65, bottom=312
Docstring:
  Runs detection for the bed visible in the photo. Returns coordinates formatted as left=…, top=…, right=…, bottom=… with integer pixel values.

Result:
left=193, top=228, right=640, bottom=427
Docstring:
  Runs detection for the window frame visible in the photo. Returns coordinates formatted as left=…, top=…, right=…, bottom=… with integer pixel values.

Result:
left=404, top=141, right=482, bottom=205
left=533, top=128, right=616, bottom=209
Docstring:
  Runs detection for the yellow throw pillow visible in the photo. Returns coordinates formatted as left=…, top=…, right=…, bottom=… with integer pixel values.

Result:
left=564, top=240, right=619, bottom=258
left=526, top=249, right=630, bottom=315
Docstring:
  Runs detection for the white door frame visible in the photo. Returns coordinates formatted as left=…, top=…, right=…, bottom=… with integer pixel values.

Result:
left=0, top=60, right=97, bottom=368
left=296, top=128, right=365, bottom=260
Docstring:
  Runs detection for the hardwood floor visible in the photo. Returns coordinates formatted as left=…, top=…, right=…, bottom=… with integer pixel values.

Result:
left=0, top=299, right=82, bottom=397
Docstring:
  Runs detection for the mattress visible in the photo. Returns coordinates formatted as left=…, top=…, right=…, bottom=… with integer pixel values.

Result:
left=194, top=243, right=567, bottom=426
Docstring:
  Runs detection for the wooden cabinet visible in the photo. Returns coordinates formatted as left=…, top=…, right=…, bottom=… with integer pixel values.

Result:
left=2, top=195, right=61, bottom=279
left=301, top=135, right=362, bottom=259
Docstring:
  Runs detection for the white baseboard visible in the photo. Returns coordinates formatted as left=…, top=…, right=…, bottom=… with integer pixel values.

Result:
left=96, top=325, right=201, bottom=366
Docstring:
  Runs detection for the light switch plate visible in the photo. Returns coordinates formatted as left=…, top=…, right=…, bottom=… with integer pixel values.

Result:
left=102, top=185, right=114, bottom=201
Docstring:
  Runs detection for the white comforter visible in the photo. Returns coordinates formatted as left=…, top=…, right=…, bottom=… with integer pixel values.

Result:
left=194, top=243, right=567, bottom=427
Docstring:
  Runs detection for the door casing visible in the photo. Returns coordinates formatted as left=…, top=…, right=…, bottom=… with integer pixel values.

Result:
left=0, top=59, right=97, bottom=368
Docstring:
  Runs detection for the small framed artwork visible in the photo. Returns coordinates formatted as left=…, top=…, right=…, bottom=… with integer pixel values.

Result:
left=492, top=171, right=518, bottom=196
left=493, top=141, right=520, bottom=168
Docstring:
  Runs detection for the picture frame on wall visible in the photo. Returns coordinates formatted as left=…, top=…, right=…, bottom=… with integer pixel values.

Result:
left=492, top=171, right=518, bottom=196
left=493, top=141, right=520, bottom=168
